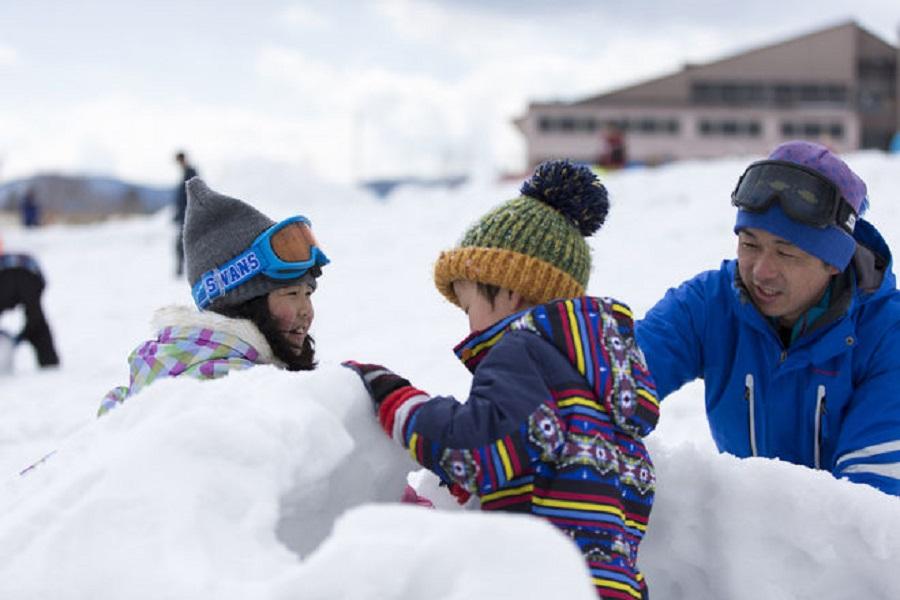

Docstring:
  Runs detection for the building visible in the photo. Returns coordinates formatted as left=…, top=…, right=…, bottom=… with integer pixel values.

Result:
left=514, top=21, right=899, bottom=168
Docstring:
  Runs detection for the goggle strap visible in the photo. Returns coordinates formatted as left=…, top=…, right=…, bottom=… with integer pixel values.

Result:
left=192, top=249, right=265, bottom=309
left=836, top=200, right=858, bottom=234
left=190, top=215, right=329, bottom=310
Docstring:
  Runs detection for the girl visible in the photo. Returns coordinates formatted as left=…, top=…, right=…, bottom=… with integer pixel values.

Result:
left=99, top=178, right=329, bottom=415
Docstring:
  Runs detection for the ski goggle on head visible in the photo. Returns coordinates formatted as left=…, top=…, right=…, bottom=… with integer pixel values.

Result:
left=192, top=215, right=329, bottom=309
left=731, top=160, right=858, bottom=235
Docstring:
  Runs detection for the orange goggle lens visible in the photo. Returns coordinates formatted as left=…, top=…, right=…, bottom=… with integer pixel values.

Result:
left=270, top=222, right=318, bottom=262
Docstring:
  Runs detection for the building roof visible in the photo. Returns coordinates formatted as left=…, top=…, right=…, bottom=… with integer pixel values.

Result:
left=550, top=20, right=898, bottom=109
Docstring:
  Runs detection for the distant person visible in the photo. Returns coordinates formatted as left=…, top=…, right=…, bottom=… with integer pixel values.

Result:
left=890, top=131, right=900, bottom=154
left=98, top=178, right=329, bottom=416
left=0, top=251, right=60, bottom=368
left=598, top=125, right=626, bottom=169
left=173, top=151, right=199, bottom=277
left=20, top=187, right=41, bottom=228
left=636, top=140, right=900, bottom=497
left=344, top=160, right=660, bottom=599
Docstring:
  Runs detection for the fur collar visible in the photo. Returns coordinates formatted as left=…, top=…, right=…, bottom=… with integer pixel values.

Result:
left=151, top=305, right=279, bottom=366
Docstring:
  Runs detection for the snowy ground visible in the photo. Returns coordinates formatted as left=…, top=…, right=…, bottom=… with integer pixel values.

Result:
left=2, top=152, right=899, bottom=599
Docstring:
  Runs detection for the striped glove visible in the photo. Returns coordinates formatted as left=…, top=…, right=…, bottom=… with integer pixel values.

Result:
left=342, top=361, right=412, bottom=411
left=343, top=360, right=431, bottom=449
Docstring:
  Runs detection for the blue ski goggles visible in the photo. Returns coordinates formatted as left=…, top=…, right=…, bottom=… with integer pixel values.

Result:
left=192, top=215, right=329, bottom=309
left=731, top=160, right=858, bottom=234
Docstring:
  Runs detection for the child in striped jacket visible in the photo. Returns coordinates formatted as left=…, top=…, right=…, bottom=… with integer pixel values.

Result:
left=345, top=160, right=660, bottom=599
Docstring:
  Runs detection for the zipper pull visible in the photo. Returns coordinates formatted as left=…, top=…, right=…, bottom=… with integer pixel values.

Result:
left=745, top=373, right=757, bottom=457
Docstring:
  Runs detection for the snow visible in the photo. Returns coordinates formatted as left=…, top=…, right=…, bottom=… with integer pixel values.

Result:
left=2, top=151, right=900, bottom=599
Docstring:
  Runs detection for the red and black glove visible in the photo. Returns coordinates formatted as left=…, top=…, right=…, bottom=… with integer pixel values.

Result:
left=343, top=360, right=429, bottom=439
left=342, top=360, right=412, bottom=411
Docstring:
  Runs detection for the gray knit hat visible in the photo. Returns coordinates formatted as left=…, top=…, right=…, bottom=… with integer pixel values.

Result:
left=184, top=177, right=306, bottom=312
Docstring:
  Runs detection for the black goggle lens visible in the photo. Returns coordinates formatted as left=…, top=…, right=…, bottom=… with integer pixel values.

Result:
left=732, top=161, right=843, bottom=229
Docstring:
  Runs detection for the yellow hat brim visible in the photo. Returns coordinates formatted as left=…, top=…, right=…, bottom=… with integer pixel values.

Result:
left=433, top=246, right=585, bottom=307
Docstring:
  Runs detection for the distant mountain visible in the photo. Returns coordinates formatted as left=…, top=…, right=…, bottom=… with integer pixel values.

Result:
left=359, top=174, right=469, bottom=199
left=0, top=173, right=173, bottom=219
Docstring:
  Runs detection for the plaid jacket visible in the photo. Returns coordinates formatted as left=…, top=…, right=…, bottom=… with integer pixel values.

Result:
left=98, top=305, right=277, bottom=416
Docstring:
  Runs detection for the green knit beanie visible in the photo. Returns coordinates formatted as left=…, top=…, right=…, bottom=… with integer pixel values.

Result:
left=434, top=160, right=609, bottom=306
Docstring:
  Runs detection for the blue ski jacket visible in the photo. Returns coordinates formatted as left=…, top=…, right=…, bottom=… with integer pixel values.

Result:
left=635, top=220, right=900, bottom=496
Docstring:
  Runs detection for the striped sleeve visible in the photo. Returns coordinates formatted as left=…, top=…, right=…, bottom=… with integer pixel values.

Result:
left=378, top=333, right=556, bottom=495
left=831, top=323, right=900, bottom=497
left=834, top=440, right=900, bottom=495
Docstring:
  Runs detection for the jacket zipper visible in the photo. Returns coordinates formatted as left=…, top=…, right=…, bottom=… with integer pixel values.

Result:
left=745, top=373, right=757, bottom=456
left=814, top=385, right=826, bottom=469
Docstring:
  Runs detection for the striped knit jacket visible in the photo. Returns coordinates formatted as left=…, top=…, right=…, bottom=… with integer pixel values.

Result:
left=377, top=297, right=660, bottom=599
left=98, top=305, right=279, bottom=416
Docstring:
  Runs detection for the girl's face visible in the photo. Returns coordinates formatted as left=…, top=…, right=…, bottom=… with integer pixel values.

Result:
left=266, top=279, right=316, bottom=348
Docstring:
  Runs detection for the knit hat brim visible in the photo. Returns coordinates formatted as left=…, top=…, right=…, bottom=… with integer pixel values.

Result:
left=434, top=246, right=585, bottom=307
left=734, top=203, right=856, bottom=270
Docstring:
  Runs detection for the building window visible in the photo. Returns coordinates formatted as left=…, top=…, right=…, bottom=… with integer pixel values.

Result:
left=692, top=80, right=849, bottom=107
left=699, top=119, right=761, bottom=137
left=802, top=123, right=822, bottom=137
left=858, top=57, right=897, bottom=79
left=538, top=115, right=680, bottom=136
left=538, top=115, right=601, bottom=133
left=780, top=121, right=845, bottom=140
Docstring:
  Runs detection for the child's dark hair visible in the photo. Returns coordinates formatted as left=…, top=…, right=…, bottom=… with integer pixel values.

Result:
left=476, top=282, right=501, bottom=307
left=217, top=268, right=321, bottom=371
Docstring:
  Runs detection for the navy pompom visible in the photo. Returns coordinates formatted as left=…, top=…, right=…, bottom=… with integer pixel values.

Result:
left=520, top=159, right=609, bottom=236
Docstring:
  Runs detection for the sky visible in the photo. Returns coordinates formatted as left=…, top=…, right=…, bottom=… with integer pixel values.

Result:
left=2, top=152, right=900, bottom=598
left=0, top=1, right=898, bottom=186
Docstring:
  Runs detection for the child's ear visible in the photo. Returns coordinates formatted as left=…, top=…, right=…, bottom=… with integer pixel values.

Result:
left=508, top=290, right=528, bottom=310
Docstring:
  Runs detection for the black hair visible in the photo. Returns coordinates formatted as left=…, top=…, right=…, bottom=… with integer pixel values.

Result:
left=217, top=268, right=321, bottom=371
left=476, top=282, right=501, bottom=308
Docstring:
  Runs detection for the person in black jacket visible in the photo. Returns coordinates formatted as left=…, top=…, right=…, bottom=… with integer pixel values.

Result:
left=0, top=252, right=60, bottom=368
left=173, top=151, right=199, bottom=277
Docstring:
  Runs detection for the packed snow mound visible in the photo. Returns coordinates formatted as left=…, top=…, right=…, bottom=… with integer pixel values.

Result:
left=641, top=441, right=900, bottom=600
left=273, top=504, right=597, bottom=600
left=0, top=365, right=418, bottom=598
left=3, top=362, right=898, bottom=599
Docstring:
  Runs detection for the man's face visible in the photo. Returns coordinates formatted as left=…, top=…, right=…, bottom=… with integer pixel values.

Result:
left=737, top=227, right=839, bottom=326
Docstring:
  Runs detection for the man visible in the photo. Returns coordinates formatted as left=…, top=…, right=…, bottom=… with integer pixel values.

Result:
left=173, top=151, right=199, bottom=277
left=0, top=252, right=60, bottom=368
left=636, top=140, right=900, bottom=496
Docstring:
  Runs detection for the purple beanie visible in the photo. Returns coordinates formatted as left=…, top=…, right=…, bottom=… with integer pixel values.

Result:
left=734, top=140, right=868, bottom=270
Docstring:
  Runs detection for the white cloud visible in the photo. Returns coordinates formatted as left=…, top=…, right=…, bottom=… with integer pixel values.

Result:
left=280, top=4, right=331, bottom=30
left=2, top=2, right=897, bottom=186
left=0, top=43, right=19, bottom=67
left=254, top=44, right=477, bottom=179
